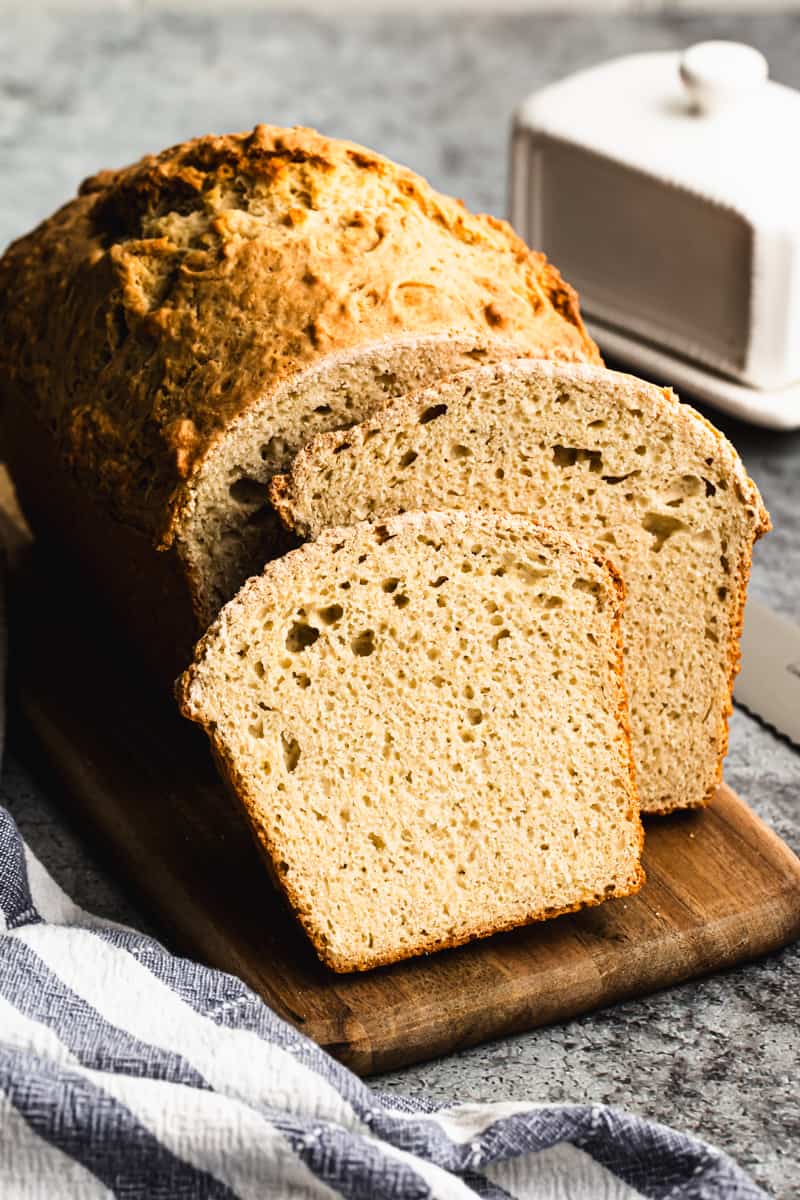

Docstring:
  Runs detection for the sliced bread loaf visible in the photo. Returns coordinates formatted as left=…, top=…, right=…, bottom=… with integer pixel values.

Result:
left=271, top=361, right=770, bottom=814
left=0, top=124, right=599, bottom=675
left=177, top=510, right=643, bottom=972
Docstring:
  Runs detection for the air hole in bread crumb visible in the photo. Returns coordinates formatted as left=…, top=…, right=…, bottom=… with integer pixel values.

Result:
left=419, top=403, right=448, bottom=424
left=553, top=445, right=603, bottom=473
left=333, top=441, right=352, bottom=455
left=399, top=450, right=418, bottom=468
left=368, top=832, right=386, bottom=852
left=260, top=436, right=287, bottom=461
left=495, top=467, right=505, bottom=480
left=374, top=524, right=394, bottom=544
left=451, top=443, right=471, bottom=460
left=313, top=404, right=332, bottom=415
left=253, top=660, right=265, bottom=678
left=431, top=575, right=448, bottom=588
left=281, top=732, right=301, bottom=772
left=382, top=578, right=400, bottom=593
left=229, top=477, right=265, bottom=505
left=318, top=603, right=344, bottom=625
left=393, top=594, right=410, bottom=609
left=467, top=708, right=483, bottom=725
left=642, top=512, right=688, bottom=552
left=491, top=628, right=511, bottom=650
left=602, top=470, right=639, bottom=486
left=351, top=630, right=376, bottom=657
left=286, top=621, right=320, bottom=652
left=517, top=563, right=552, bottom=585
left=294, top=672, right=311, bottom=689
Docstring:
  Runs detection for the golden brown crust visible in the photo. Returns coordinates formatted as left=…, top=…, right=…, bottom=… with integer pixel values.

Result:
left=0, top=124, right=599, bottom=554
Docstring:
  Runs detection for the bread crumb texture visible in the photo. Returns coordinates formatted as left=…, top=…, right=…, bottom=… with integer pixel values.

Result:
left=271, top=360, right=770, bottom=814
left=0, top=124, right=597, bottom=558
left=179, top=510, right=643, bottom=972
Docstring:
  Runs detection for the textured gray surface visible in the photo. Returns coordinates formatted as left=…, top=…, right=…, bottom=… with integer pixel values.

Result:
left=1, top=7, right=798, bottom=1196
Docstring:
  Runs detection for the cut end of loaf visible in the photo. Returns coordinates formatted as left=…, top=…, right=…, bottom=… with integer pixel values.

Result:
left=181, top=333, right=553, bottom=628
left=179, top=509, right=643, bottom=973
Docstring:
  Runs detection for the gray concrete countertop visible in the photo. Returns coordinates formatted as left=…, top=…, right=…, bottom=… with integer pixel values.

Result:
left=1, top=8, right=798, bottom=1196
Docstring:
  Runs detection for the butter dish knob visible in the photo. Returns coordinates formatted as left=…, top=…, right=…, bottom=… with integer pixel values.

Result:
left=679, top=41, right=768, bottom=115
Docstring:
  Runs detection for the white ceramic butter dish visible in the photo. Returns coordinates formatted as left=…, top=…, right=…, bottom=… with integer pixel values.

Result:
left=511, top=42, right=800, bottom=429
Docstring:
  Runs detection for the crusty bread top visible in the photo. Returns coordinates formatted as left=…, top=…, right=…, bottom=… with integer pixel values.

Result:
left=0, top=124, right=598, bottom=546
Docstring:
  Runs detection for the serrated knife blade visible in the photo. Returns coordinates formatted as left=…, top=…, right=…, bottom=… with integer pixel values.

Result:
left=734, top=599, right=800, bottom=747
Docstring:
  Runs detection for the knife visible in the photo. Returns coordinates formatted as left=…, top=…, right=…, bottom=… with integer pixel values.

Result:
left=734, top=599, right=800, bottom=747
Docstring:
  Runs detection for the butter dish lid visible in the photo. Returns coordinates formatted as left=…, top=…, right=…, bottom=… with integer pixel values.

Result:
left=516, top=43, right=800, bottom=228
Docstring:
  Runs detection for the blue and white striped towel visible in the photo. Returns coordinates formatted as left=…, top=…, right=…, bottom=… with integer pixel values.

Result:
left=0, top=802, right=768, bottom=1199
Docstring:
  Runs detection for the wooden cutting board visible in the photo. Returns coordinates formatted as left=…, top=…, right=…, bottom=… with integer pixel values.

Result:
left=8, top=553, right=800, bottom=1076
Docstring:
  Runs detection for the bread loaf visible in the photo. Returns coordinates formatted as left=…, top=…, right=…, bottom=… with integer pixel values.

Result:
left=178, top=509, right=643, bottom=971
left=0, top=125, right=598, bottom=673
left=271, top=360, right=770, bottom=814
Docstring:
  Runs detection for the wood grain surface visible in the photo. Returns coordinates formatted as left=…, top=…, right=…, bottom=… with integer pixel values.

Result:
left=8, top=554, right=800, bottom=1076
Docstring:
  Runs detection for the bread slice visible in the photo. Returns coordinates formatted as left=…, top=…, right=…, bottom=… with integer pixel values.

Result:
left=177, top=510, right=643, bottom=972
left=271, top=361, right=770, bottom=815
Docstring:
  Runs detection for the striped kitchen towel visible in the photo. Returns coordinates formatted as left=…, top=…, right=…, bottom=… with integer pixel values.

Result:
left=0, top=806, right=767, bottom=1199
